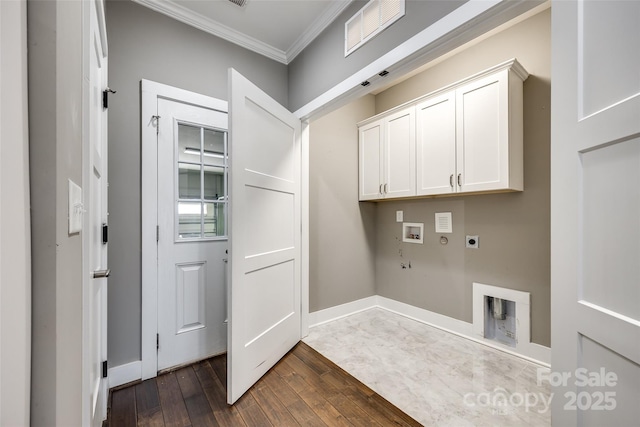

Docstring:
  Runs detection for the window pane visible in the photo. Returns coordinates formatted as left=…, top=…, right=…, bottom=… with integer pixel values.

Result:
left=178, top=201, right=202, bottom=238
left=178, top=163, right=201, bottom=199
left=177, top=123, right=203, bottom=200
left=204, top=166, right=225, bottom=200
left=178, top=123, right=202, bottom=161
left=204, top=202, right=225, bottom=238
left=203, top=128, right=226, bottom=167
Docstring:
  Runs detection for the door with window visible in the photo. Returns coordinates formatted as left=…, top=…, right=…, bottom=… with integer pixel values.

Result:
left=156, top=98, right=228, bottom=370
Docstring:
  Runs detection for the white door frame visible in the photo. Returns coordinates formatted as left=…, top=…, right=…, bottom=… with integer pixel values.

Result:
left=82, top=0, right=108, bottom=424
left=141, top=80, right=228, bottom=379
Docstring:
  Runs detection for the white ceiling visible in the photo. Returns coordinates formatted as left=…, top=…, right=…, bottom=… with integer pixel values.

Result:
left=133, top=0, right=353, bottom=64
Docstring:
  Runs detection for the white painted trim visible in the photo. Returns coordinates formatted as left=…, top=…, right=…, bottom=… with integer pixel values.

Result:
left=294, top=0, right=543, bottom=121
left=133, top=0, right=286, bottom=63
left=308, top=295, right=550, bottom=366
left=301, top=121, right=310, bottom=338
left=108, top=361, right=142, bottom=389
left=140, top=80, right=227, bottom=380
left=286, top=1, right=353, bottom=63
left=377, top=296, right=550, bottom=366
left=132, top=0, right=351, bottom=64
left=308, top=296, right=379, bottom=327
left=356, top=58, right=527, bottom=127
left=376, top=296, right=474, bottom=336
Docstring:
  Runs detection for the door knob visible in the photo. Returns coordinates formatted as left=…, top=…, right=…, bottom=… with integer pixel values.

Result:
left=92, top=269, right=111, bottom=279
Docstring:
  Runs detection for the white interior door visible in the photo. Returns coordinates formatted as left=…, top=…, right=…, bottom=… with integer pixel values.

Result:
left=85, top=0, right=108, bottom=424
left=227, top=69, right=302, bottom=404
left=551, top=1, right=640, bottom=425
left=156, top=98, right=228, bottom=371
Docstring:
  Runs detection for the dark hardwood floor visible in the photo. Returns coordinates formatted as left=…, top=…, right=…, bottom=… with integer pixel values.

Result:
left=107, top=342, right=421, bottom=426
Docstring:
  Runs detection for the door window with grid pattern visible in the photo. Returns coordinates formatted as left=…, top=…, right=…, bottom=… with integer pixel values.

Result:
left=176, top=122, right=228, bottom=240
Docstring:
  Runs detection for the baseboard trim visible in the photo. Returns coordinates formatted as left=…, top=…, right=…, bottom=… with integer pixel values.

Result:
left=308, top=295, right=550, bottom=367
left=308, top=295, right=379, bottom=328
left=108, top=361, right=142, bottom=389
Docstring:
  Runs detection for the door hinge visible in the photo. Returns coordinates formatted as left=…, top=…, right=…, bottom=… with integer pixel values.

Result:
left=156, top=225, right=159, bottom=242
left=102, top=223, right=108, bottom=244
left=156, top=333, right=159, bottom=350
left=102, top=360, right=108, bottom=378
left=102, top=88, right=116, bottom=109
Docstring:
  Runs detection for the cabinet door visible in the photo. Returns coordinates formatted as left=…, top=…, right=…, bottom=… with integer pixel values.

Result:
left=359, top=120, right=383, bottom=200
left=416, top=92, right=456, bottom=196
left=456, top=71, right=509, bottom=193
left=384, top=107, right=416, bottom=198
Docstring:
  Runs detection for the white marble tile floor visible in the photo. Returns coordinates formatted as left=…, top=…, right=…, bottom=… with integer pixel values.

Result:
left=303, top=308, right=551, bottom=426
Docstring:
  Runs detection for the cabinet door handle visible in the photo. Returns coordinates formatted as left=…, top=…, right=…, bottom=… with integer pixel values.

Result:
left=457, top=173, right=462, bottom=187
left=384, top=183, right=388, bottom=194
left=449, top=174, right=454, bottom=188
left=379, top=184, right=383, bottom=194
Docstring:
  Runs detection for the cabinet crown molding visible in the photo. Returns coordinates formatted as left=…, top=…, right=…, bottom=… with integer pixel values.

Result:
left=358, top=58, right=528, bottom=127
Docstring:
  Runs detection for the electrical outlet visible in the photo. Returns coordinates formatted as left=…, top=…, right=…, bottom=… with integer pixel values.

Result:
left=466, top=235, right=479, bottom=249
left=396, top=210, right=403, bottom=222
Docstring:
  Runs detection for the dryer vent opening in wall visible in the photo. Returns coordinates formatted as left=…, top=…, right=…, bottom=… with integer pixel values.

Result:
left=484, top=296, right=516, bottom=347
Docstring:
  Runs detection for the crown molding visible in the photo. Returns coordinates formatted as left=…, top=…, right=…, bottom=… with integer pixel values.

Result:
left=286, top=1, right=352, bottom=63
left=133, top=0, right=352, bottom=65
left=133, top=0, right=288, bottom=64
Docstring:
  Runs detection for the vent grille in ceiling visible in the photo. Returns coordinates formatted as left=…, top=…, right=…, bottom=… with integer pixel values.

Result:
left=228, top=0, right=247, bottom=7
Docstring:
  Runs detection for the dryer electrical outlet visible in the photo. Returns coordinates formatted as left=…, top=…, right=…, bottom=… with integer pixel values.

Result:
left=466, top=235, right=479, bottom=249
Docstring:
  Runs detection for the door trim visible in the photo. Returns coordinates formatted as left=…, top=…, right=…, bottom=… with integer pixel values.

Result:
left=140, top=80, right=228, bottom=379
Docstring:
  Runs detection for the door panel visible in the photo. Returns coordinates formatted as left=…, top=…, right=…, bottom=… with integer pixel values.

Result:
left=551, top=1, right=640, bottom=425
left=228, top=68, right=301, bottom=404
left=385, top=108, right=415, bottom=197
left=157, top=99, right=228, bottom=371
left=86, top=1, right=108, bottom=424
left=416, top=92, right=456, bottom=195
left=456, top=73, right=508, bottom=192
left=359, top=121, right=383, bottom=200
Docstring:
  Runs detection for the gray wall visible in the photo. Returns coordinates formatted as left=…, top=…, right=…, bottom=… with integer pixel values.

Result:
left=374, top=9, right=551, bottom=346
left=28, top=0, right=85, bottom=424
left=106, top=0, right=289, bottom=367
left=309, top=95, right=377, bottom=312
left=0, top=0, right=31, bottom=424
left=288, top=0, right=467, bottom=111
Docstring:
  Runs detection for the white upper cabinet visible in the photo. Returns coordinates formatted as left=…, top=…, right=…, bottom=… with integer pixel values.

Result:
left=360, top=59, right=527, bottom=201
left=384, top=107, right=416, bottom=198
left=455, top=68, right=524, bottom=193
left=359, top=120, right=384, bottom=200
left=359, top=107, right=415, bottom=200
left=416, top=91, right=456, bottom=195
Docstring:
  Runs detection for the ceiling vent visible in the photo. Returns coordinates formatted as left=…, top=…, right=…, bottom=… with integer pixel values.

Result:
left=345, top=0, right=405, bottom=56
left=227, top=0, right=247, bottom=7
